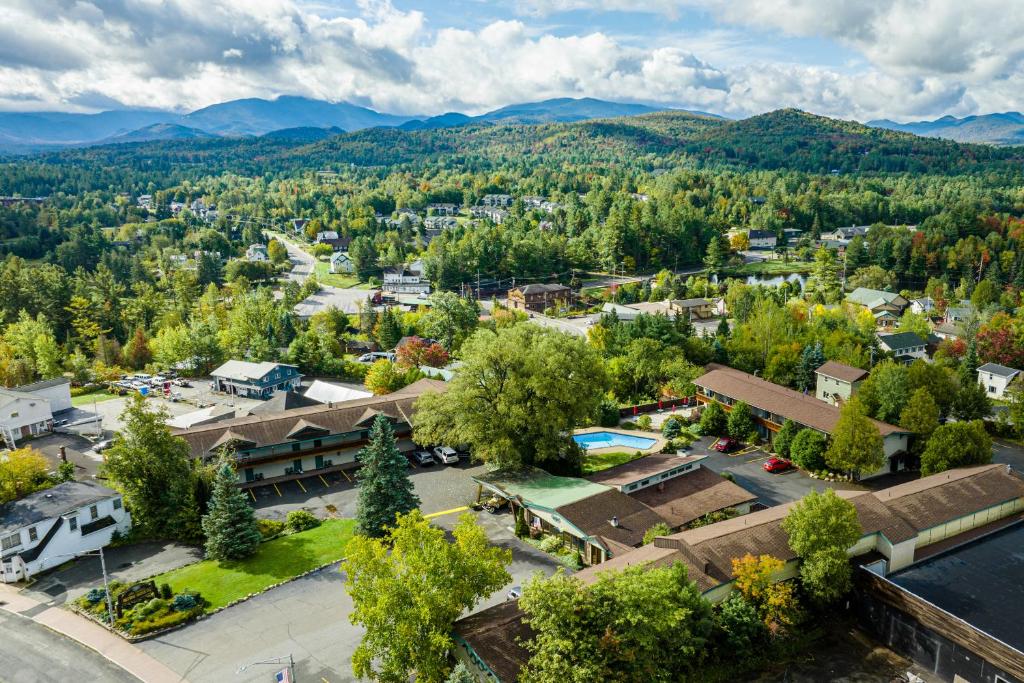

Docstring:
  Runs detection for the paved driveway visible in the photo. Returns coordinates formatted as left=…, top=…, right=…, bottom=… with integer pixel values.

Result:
left=992, top=438, right=1024, bottom=470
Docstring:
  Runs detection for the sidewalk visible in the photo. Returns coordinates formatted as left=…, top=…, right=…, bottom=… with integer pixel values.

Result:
left=0, top=583, right=184, bottom=683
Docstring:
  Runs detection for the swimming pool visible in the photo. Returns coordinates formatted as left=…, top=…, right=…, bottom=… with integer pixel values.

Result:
left=573, top=431, right=657, bottom=451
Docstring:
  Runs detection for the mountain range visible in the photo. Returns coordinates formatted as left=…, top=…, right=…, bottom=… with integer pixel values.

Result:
left=0, top=96, right=673, bottom=151
left=867, top=112, right=1024, bottom=145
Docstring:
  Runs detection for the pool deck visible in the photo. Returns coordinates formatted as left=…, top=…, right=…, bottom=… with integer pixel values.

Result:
left=573, top=426, right=667, bottom=456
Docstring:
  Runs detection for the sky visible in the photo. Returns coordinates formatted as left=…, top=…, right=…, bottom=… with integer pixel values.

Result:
left=2, top=0, right=1022, bottom=122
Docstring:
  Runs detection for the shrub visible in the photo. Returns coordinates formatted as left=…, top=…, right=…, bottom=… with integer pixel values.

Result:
left=159, top=583, right=172, bottom=600
left=131, top=609, right=197, bottom=635
left=720, top=471, right=736, bottom=482
left=598, top=398, right=621, bottom=427
left=85, top=588, right=107, bottom=605
left=714, top=593, right=767, bottom=654
left=172, top=593, right=198, bottom=612
left=257, top=518, right=286, bottom=539
left=643, top=522, right=673, bottom=545
left=700, top=401, right=728, bottom=436
left=538, top=534, right=565, bottom=554
left=662, top=417, right=682, bottom=439
left=620, top=421, right=637, bottom=430
left=790, top=429, right=828, bottom=471
left=133, top=598, right=168, bottom=619
left=286, top=509, right=321, bottom=533
left=636, top=415, right=653, bottom=431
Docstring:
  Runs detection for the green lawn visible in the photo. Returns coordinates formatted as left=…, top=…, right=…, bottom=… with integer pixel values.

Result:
left=151, top=519, right=356, bottom=611
left=71, top=389, right=122, bottom=407
left=312, top=260, right=365, bottom=288
left=581, top=451, right=646, bottom=475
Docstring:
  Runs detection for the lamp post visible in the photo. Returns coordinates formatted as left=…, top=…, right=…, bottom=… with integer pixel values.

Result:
left=237, top=654, right=296, bottom=682
left=44, top=547, right=115, bottom=627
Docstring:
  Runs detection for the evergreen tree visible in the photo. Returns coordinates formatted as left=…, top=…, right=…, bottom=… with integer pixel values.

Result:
left=795, top=342, right=824, bottom=392
left=952, top=378, right=991, bottom=421
left=703, top=235, right=729, bottom=274
left=960, top=340, right=980, bottom=384
left=375, top=308, right=403, bottom=351
left=201, top=456, right=261, bottom=561
left=356, top=415, right=420, bottom=537
left=446, top=662, right=477, bottom=683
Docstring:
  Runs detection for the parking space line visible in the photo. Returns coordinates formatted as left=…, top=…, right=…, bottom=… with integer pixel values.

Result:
left=341, top=470, right=353, bottom=482
left=296, top=479, right=307, bottom=493
left=319, top=474, right=329, bottom=487
left=248, top=489, right=256, bottom=502
left=424, top=505, right=470, bottom=520
left=273, top=483, right=282, bottom=497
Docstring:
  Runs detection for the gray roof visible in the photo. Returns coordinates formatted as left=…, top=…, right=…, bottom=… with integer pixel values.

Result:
left=0, top=481, right=118, bottom=535
left=13, top=377, right=71, bottom=393
left=878, top=332, right=926, bottom=351
left=977, top=363, right=1021, bottom=378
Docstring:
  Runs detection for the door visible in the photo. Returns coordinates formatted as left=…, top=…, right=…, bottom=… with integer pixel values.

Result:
left=315, top=455, right=324, bottom=469
left=244, top=468, right=255, bottom=483
left=293, top=458, right=303, bottom=473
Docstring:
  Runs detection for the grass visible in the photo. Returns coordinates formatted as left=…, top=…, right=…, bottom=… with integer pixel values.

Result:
left=312, top=260, right=365, bottom=288
left=721, top=260, right=813, bottom=276
left=71, top=389, right=122, bottom=407
left=151, top=519, right=356, bottom=611
left=581, top=450, right=646, bottom=475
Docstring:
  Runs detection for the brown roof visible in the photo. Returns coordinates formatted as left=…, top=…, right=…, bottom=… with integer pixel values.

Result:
left=174, top=378, right=447, bottom=456
left=555, top=489, right=668, bottom=550
left=628, top=466, right=757, bottom=528
left=585, top=454, right=705, bottom=487
left=453, top=600, right=533, bottom=683
left=815, top=360, right=869, bottom=384
left=694, top=366, right=905, bottom=436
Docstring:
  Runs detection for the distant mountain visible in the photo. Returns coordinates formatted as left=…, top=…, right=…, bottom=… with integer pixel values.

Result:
left=180, top=96, right=410, bottom=137
left=261, top=126, right=345, bottom=141
left=0, top=109, right=177, bottom=147
left=398, top=112, right=473, bottom=131
left=479, top=97, right=664, bottom=124
left=101, top=123, right=216, bottom=144
left=867, top=112, right=1024, bottom=145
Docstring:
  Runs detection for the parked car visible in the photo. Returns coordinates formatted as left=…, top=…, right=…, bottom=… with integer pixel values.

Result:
left=172, top=378, right=191, bottom=387
left=94, top=439, right=114, bottom=452
left=356, top=352, right=396, bottom=364
left=412, top=450, right=435, bottom=466
left=763, top=457, right=794, bottom=473
left=712, top=437, right=740, bottom=453
left=432, top=446, right=459, bottom=465
left=507, top=585, right=522, bottom=601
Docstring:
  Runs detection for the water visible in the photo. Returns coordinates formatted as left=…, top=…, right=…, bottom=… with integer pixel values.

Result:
left=745, top=272, right=806, bottom=287
left=573, top=431, right=657, bottom=451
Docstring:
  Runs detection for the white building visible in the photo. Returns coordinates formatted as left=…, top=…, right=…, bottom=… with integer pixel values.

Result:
left=246, top=244, right=269, bottom=262
left=303, top=380, right=372, bottom=405
left=383, top=261, right=431, bottom=295
left=0, top=388, right=54, bottom=447
left=977, top=363, right=1021, bottom=399
left=13, top=377, right=72, bottom=414
left=330, top=251, right=354, bottom=274
left=747, top=229, right=777, bottom=249
left=0, top=481, right=131, bottom=583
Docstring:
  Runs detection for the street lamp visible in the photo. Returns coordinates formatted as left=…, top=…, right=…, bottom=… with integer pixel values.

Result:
left=43, top=547, right=115, bottom=627
left=237, top=654, right=296, bottom=682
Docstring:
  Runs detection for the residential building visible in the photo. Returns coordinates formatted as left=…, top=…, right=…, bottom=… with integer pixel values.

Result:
left=330, top=251, right=354, bottom=274
left=315, top=230, right=339, bottom=242
left=506, top=283, right=571, bottom=313
left=382, top=264, right=431, bottom=295
left=815, top=360, right=868, bottom=405
left=669, top=297, right=724, bottom=320
left=245, top=390, right=321, bottom=416
left=909, top=296, right=936, bottom=315
left=246, top=244, right=268, bottom=262
left=165, top=404, right=237, bottom=430
left=0, top=481, right=131, bottom=583
left=694, top=365, right=910, bottom=477
left=481, top=194, right=513, bottom=207
left=315, top=230, right=350, bottom=252
left=456, top=464, right=1024, bottom=683
left=290, top=218, right=309, bottom=234
left=423, top=215, right=458, bottom=232
left=174, top=379, right=446, bottom=486
left=0, top=387, right=54, bottom=447
left=136, top=194, right=153, bottom=209
left=821, top=225, right=870, bottom=241
left=302, top=380, right=372, bottom=405
left=846, top=288, right=909, bottom=329
left=747, top=229, right=777, bottom=249
left=12, top=377, right=72, bottom=414
left=932, top=321, right=963, bottom=340
left=210, top=361, right=303, bottom=399
left=426, top=203, right=458, bottom=215
left=877, top=332, right=928, bottom=362
left=977, top=363, right=1021, bottom=399
left=944, top=303, right=974, bottom=325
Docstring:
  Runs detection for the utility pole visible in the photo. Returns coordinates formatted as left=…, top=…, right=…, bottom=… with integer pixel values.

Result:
left=45, top=548, right=115, bottom=627
left=476, top=270, right=481, bottom=300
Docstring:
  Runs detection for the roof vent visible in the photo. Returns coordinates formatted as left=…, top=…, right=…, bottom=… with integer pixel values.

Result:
left=609, top=516, right=619, bottom=528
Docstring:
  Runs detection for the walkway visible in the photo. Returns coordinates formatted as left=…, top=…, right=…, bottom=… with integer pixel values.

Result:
left=0, top=583, right=183, bottom=683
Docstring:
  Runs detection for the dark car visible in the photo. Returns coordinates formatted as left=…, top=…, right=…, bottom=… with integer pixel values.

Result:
left=712, top=437, right=739, bottom=453
left=763, top=457, right=794, bottom=473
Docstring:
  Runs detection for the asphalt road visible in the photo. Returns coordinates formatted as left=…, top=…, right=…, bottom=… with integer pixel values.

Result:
left=0, top=609, right=139, bottom=683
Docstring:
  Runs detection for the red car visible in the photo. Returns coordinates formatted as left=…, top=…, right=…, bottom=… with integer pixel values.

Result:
left=712, top=437, right=740, bottom=453
left=763, top=457, right=794, bottom=473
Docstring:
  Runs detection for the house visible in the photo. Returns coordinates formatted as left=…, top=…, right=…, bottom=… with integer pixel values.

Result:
left=909, top=296, right=936, bottom=315
left=455, top=464, right=1024, bottom=683
left=944, top=304, right=973, bottom=325
left=246, top=244, right=268, bottom=262
left=931, top=321, right=963, bottom=340
left=245, top=390, right=321, bottom=416
left=290, top=218, right=309, bottom=234
left=481, top=194, right=513, bottom=207
left=12, top=377, right=72, bottom=414
left=877, top=332, right=928, bottom=362
left=747, top=229, right=777, bottom=249
left=821, top=225, right=870, bottom=241
left=782, top=228, right=803, bottom=244
left=426, top=203, right=458, bottom=216
left=470, top=207, right=507, bottom=224
left=314, top=231, right=350, bottom=251
left=694, top=365, right=910, bottom=477
left=600, top=302, right=641, bottom=322
left=210, top=361, right=303, bottom=399
left=846, top=288, right=909, bottom=329
left=977, top=363, right=1021, bottom=399
left=506, top=283, right=571, bottom=313
left=0, top=387, right=55, bottom=447
left=315, top=230, right=339, bottom=243
left=382, top=264, right=431, bottom=295
left=669, top=298, right=724, bottom=321
left=0, top=481, right=131, bottom=583
left=330, top=251, right=354, bottom=274
left=815, top=360, right=869, bottom=405
left=173, top=379, right=446, bottom=486
left=136, top=194, right=153, bottom=209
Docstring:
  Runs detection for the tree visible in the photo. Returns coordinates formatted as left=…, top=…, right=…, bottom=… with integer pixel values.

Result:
left=921, top=420, right=992, bottom=475
left=731, top=554, right=801, bottom=631
left=1007, top=377, right=1024, bottom=440
left=727, top=401, right=755, bottom=440
left=0, top=447, right=51, bottom=503
left=355, top=415, right=420, bottom=538
left=661, top=417, right=682, bottom=439
left=899, top=388, right=940, bottom=456
left=414, top=325, right=608, bottom=470
left=103, top=395, right=199, bottom=539
left=343, top=511, right=511, bottom=683
left=643, top=522, right=673, bottom=544
left=789, top=429, right=827, bottom=471
left=826, top=397, right=884, bottom=475
left=395, top=337, right=449, bottom=369
left=806, top=246, right=840, bottom=304
left=374, top=307, right=403, bottom=351
left=201, top=456, right=261, bottom=561
left=699, top=400, right=728, bottom=436
left=364, top=359, right=421, bottom=395
left=772, top=419, right=799, bottom=458
left=714, top=593, right=767, bottom=654
left=867, top=360, right=909, bottom=423
left=445, top=663, right=476, bottom=683
left=703, top=234, right=730, bottom=273
left=267, top=239, right=288, bottom=265
left=123, top=326, right=153, bottom=370
left=782, top=490, right=861, bottom=604
left=795, top=342, right=824, bottom=392
left=519, top=564, right=713, bottom=683
left=421, top=292, right=480, bottom=353
left=952, top=378, right=991, bottom=421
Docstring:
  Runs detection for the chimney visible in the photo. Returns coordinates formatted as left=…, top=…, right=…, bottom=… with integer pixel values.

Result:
left=609, top=516, right=619, bottom=528
left=59, top=446, right=67, bottom=463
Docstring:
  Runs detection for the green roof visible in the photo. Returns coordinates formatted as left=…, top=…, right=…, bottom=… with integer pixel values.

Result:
left=847, top=287, right=901, bottom=306
left=473, top=468, right=609, bottom=510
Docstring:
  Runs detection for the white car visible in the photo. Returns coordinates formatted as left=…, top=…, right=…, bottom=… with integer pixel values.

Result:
left=432, top=446, right=459, bottom=465
left=412, top=450, right=435, bottom=466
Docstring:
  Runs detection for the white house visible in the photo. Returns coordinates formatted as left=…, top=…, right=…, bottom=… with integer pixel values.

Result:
left=315, top=230, right=339, bottom=243
left=0, top=481, right=131, bottom=583
left=909, top=297, right=936, bottom=315
left=877, top=332, right=929, bottom=362
left=0, top=388, right=54, bottom=448
left=13, top=377, right=72, bottom=414
left=246, top=244, right=269, bottom=262
left=977, top=363, right=1021, bottom=399
left=383, top=260, right=430, bottom=295
left=330, top=251, right=354, bottom=274
left=747, top=229, right=777, bottom=249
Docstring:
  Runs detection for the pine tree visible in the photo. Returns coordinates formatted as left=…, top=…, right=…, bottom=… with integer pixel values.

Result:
left=202, top=456, right=262, bottom=561
left=446, top=662, right=476, bottom=683
left=356, top=415, right=420, bottom=537
left=374, top=308, right=403, bottom=351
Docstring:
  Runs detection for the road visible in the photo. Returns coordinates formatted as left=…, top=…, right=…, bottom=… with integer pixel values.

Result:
left=273, top=232, right=315, bottom=284
left=0, top=609, right=139, bottom=683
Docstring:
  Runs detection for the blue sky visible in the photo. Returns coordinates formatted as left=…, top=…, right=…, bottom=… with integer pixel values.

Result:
left=0, top=0, right=1019, bottom=121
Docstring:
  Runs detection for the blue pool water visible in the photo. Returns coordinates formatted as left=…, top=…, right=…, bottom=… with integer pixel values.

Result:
left=573, top=431, right=656, bottom=451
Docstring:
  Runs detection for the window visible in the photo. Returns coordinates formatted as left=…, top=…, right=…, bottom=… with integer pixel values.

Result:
left=28, top=527, right=37, bottom=542
left=292, top=443, right=300, bottom=452
left=68, top=517, right=78, bottom=532
left=89, top=505, right=99, bottom=520
left=627, top=483, right=638, bottom=491
left=113, top=498, right=122, bottom=510
left=313, top=439, right=322, bottom=448
left=1, top=533, right=21, bottom=550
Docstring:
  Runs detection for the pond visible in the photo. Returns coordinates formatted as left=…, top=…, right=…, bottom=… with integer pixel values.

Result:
left=711, top=272, right=806, bottom=288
